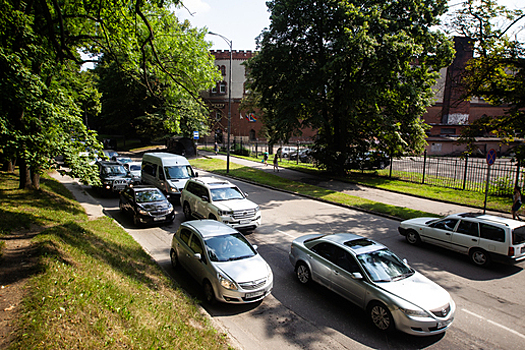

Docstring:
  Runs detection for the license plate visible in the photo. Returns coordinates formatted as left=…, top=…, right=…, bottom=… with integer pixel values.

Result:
left=153, top=216, right=166, bottom=221
left=245, top=291, right=264, bottom=298
left=239, top=219, right=251, bottom=225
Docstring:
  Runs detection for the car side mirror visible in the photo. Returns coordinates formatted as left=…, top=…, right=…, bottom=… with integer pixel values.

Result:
left=195, top=172, right=199, bottom=177
left=194, top=253, right=202, bottom=261
left=244, top=192, right=249, bottom=197
left=351, top=272, right=363, bottom=280
left=201, top=195, right=209, bottom=202
left=403, top=258, right=409, bottom=265
left=252, top=244, right=258, bottom=251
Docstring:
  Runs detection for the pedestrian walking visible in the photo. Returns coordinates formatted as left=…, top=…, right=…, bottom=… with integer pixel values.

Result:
left=512, top=185, right=522, bottom=220
left=273, top=154, right=279, bottom=172
left=262, top=152, right=269, bottom=165
left=214, top=141, right=219, bottom=155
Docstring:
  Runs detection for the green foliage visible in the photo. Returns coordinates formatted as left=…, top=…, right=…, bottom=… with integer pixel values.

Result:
left=246, top=0, right=454, bottom=174
left=449, top=0, right=525, bottom=161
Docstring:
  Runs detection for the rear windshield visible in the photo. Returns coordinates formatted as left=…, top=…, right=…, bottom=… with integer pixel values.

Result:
left=512, top=226, right=525, bottom=245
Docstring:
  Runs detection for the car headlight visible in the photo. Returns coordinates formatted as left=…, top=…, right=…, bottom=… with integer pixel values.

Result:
left=399, top=306, right=430, bottom=318
left=170, top=187, right=179, bottom=193
left=219, top=274, right=237, bottom=290
left=138, top=208, right=148, bottom=215
left=255, top=205, right=260, bottom=212
left=218, top=209, right=233, bottom=216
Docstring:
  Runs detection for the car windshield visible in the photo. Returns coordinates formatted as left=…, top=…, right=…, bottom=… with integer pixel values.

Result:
left=357, top=249, right=413, bottom=282
left=129, top=164, right=141, bottom=171
left=102, top=165, right=127, bottom=176
left=135, top=189, right=165, bottom=203
left=513, top=226, right=525, bottom=244
left=210, top=186, right=244, bottom=201
left=205, top=233, right=256, bottom=262
left=165, top=165, right=193, bottom=180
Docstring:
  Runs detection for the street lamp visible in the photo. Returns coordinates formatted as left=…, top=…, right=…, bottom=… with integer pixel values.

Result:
left=208, top=31, right=232, bottom=173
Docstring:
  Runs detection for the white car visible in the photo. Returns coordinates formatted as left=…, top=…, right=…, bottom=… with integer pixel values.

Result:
left=124, top=161, right=141, bottom=183
left=180, top=177, right=261, bottom=230
left=170, top=220, right=273, bottom=304
left=398, top=212, right=525, bottom=267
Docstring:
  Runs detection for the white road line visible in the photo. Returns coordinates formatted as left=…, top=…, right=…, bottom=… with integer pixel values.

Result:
left=276, top=230, right=297, bottom=239
left=462, top=309, right=525, bottom=339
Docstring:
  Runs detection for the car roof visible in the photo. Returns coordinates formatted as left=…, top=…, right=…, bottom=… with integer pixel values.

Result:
left=319, top=233, right=386, bottom=255
left=191, top=176, right=233, bottom=188
left=183, top=220, right=238, bottom=238
left=449, top=212, right=524, bottom=229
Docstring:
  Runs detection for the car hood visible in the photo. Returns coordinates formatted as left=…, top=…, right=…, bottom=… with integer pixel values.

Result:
left=214, top=199, right=258, bottom=212
left=101, top=174, right=131, bottom=180
left=401, top=217, right=438, bottom=227
left=379, top=272, right=451, bottom=310
left=214, top=255, right=271, bottom=283
left=139, top=201, right=171, bottom=211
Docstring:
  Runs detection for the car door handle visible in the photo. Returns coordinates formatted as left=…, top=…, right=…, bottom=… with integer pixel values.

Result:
left=472, top=239, right=478, bottom=242
left=445, top=232, right=451, bottom=235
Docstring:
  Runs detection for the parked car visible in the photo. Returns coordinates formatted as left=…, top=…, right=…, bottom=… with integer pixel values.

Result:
left=170, top=220, right=273, bottom=304
left=123, top=161, right=142, bottom=184
left=95, top=160, right=133, bottom=193
left=279, top=146, right=297, bottom=159
left=289, top=233, right=455, bottom=336
left=347, top=151, right=390, bottom=170
left=101, top=149, right=119, bottom=160
left=112, top=156, right=133, bottom=164
left=180, top=177, right=261, bottom=230
left=398, top=212, right=525, bottom=267
left=119, top=185, right=175, bottom=226
left=289, top=148, right=313, bottom=163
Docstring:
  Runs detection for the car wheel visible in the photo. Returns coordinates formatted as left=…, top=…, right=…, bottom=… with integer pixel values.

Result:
left=183, top=203, right=192, bottom=220
left=368, top=301, right=394, bottom=332
left=203, top=280, right=216, bottom=304
left=405, top=230, right=421, bottom=245
left=170, top=249, right=178, bottom=270
left=296, top=263, right=311, bottom=285
left=470, top=249, right=491, bottom=267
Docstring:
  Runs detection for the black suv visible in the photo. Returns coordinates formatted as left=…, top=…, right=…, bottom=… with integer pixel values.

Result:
left=95, top=160, right=133, bottom=193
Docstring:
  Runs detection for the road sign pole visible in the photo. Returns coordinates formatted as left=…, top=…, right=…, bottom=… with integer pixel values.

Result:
left=483, top=165, right=491, bottom=214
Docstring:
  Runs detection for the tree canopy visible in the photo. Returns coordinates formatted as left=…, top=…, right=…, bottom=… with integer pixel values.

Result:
left=245, top=0, right=454, bottom=173
left=448, top=0, right=525, bottom=161
left=0, top=0, right=219, bottom=188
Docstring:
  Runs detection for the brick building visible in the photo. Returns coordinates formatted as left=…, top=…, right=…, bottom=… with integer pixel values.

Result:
left=204, top=38, right=521, bottom=155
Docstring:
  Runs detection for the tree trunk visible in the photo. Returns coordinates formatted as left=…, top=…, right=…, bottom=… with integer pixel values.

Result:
left=31, top=168, right=40, bottom=190
left=18, top=157, right=33, bottom=189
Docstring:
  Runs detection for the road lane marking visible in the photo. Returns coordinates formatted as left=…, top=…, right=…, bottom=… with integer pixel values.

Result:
left=462, top=308, right=525, bottom=339
left=276, top=230, right=297, bottom=239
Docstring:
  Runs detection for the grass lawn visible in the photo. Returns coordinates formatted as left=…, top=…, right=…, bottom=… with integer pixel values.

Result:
left=0, top=171, right=231, bottom=350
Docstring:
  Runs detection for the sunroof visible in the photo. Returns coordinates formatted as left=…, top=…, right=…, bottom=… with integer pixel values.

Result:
left=344, top=238, right=376, bottom=249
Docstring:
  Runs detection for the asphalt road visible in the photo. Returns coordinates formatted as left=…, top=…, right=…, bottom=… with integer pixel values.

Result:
left=57, top=169, right=525, bottom=350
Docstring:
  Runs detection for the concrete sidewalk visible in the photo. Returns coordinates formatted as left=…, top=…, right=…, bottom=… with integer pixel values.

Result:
left=198, top=150, right=509, bottom=219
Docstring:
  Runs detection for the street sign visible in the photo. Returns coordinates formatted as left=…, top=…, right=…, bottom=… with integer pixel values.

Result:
left=486, top=149, right=496, bottom=166
left=193, top=131, right=199, bottom=140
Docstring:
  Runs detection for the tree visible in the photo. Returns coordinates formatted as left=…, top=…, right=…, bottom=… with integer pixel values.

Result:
left=0, top=0, right=219, bottom=189
left=447, top=0, right=525, bottom=161
left=246, top=0, right=454, bottom=173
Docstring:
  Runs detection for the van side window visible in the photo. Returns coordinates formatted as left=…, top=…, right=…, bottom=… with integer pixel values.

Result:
left=143, top=162, right=156, bottom=177
left=479, top=223, right=505, bottom=242
left=456, top=221, right=479, bottom=237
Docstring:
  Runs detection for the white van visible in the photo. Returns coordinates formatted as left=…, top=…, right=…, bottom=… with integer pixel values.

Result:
left=141, top=152, right=197, bottom=197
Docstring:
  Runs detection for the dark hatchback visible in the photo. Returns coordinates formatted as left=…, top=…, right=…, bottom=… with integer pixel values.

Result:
left=119, top=185, right=175, bottom=226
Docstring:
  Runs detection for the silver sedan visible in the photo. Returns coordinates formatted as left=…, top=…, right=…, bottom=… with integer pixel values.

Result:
left=171, top=220, right=273, bottom=304
left=288, top=233, right=455, bottom=336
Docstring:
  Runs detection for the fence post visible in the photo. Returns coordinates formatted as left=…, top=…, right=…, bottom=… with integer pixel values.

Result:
left=422, top=150, right=427, bottom=184
left=515, top=159, right=521, bottom=188
left=389, top=151, right=393, bottom=178
left=255, top=141, right=258, bottom=158
left=297, top=141, right=300, bottom=165
left=463, top=155, right=469, bottom=190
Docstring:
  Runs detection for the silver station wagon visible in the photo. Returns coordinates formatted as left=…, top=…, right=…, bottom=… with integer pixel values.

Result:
left=171, top=220, right=273, bottom=304
left=399, top=212, right=525, bottom=267
left=289, top=233, right=455, bottom=336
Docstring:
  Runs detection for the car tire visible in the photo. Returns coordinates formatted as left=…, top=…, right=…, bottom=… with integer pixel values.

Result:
left=183, top=203, right=192, bottom=221
left=470, top=249, right=491, bottom=267
left=295, top=263, right=311, bottom=285
left=203, top=280, right=216, bottom=304
left=368, top=301, right=394, bottom=332
left=405, top=230, right=421, bottom=245
left=170, top=249, right=178, bottom=270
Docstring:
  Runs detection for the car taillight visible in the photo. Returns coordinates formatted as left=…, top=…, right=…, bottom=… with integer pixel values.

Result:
left=508, top=247, right=515, bottom=256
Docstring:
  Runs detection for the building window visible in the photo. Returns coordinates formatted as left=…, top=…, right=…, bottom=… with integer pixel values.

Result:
left=219, top=81, right=226, bottom=94
left=211, top=83, right=217, bottom=94
left=221, top=65, right=226, bottom=75
left=249, top=129, right=256, bottom=141
left=441, top=128, right=456, bottom=135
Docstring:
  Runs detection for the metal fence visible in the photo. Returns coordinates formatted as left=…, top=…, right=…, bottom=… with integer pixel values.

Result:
left=388, top=152, right=523, bottom=197
left=199, top=140, right=524, bottom=197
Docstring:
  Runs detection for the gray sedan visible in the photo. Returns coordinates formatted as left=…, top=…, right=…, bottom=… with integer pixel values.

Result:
left=171, top=220, right=273, bottom=304
left=289, top=233, right=455, bottom=336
